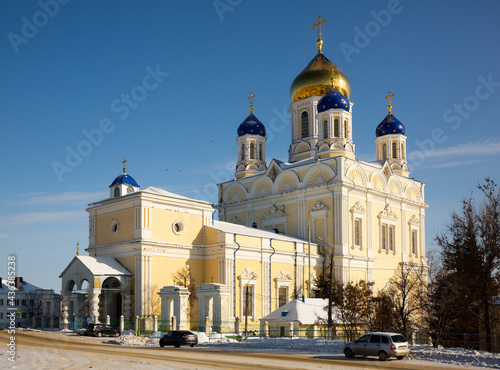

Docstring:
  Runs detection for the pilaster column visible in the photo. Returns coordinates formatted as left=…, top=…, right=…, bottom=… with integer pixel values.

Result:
left=89, top=288, right=101, bottom=323
left=59, top=291, right=71, bottom=330
left=122, top=290, right=133, bottom=320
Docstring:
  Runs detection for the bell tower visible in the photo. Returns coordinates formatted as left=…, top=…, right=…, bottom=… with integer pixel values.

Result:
left=235, top=93, right=267, bottom=179
left=375, top=92, right=409, bottom=177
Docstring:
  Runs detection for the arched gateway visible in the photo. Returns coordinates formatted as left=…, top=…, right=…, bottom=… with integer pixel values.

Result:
left=59, top=256, right=132, bottom=330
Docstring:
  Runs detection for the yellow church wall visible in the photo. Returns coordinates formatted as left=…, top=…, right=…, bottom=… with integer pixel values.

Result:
left=150, top=255, right=204, bottom=328
left=116, top=256, right=136, bottom=276
left=150, top=255, right=204, bottom=288
left=151, top=208, right=204, bottom=245
left=203, top=228, right=220, bottom=245
left=350, top=268, right=367, bottom=282
left=95, top=209, right=134, bottom=245
left=270, top=239, right=295, bottom=253
left=203, top=258, right=219, bottom=283
left=235, top=234, right=260, bottom=248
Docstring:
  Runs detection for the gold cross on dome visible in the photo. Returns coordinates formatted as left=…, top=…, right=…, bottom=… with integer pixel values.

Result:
left=76, top=242, right=79, bottom=256
left=122, top=157, right=127, bottom=173
left=248, top=92, right=255, bottom=113
left=330, top=66, right=337, bottom=88
left=313, top=16, right=326, bottom=53
left=385, top=91, right=394, bottom=114
left=313, top=16, right=326, bottom=38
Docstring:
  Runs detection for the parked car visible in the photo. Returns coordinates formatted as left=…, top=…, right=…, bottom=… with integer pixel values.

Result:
left=84, top=323, right=120, bottom=337
left=343, top=332, right=410, bottom=361
left=159, top=331, right=198, bottom=348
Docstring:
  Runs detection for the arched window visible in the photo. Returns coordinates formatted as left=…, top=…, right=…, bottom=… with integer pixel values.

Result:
left=113, top=187, right=120, bottom=197
left=323, top=120, right=328, bottom=139
left=250, top=143, right=255, bottom=159
left=334, top=119, right=339, bottom=137
left=392, top=142, right=397, bottom=158
left=259, top=143, right=263, bottom=160
left=344, top=119, right=348, bottom=138
left=241, top=144, right=245, bottom=160
left=382, top=143, right=387, bottom=159
left=301, top=111, right=309, bottom=138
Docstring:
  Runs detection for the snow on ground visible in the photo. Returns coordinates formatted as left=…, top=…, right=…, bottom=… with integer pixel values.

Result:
left=104, top=330, right=500, bottom=369
left=7, top=328, right=500, bottom=369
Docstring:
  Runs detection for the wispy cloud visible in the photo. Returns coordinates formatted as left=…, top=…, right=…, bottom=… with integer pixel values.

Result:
left=0, top=211, right=86, bottom=227
left=16, top=191, right=107, bottom=206
left=410, top=138, right=500, bottom=160
left=425, top=159, right=482, bottom=169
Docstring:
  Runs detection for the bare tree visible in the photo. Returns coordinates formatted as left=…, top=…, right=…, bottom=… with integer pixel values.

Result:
left=387, top=262, right=426, bottom=333
left=21, top=290, right=43, bottom=326
left=150, top=284, right=161, bottom=317
left=171, top=266, right=197, bottom=319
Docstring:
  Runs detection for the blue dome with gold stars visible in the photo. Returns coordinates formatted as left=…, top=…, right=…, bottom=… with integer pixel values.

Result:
left=317, top=87, right=350, bottom=113
left=237, top=113, right=266, bottom=137
left=376, top=114, right=405, bottom=137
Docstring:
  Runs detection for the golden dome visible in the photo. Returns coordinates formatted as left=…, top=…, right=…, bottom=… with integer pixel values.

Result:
left=290, top=53, right=351, bottom=102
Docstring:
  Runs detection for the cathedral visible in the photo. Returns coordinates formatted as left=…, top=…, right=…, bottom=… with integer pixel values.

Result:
left=59, top=17, right=427, bottom=332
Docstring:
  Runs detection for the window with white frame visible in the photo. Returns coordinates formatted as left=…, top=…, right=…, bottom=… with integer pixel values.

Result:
left=239, top=268, right=257, bottom=318
left=278, top=287, right=288, bottom=308
left=411, top=229, right=417, bottom=255
left=242, top=285, right=253, bottom=316
left=354, top=218, right=361, bottom=246
left=408, top=215, right=420, bottom=257
left=378, top=204, right=398, bottom=254
left=275, top=270, right=293, bottom=309
left=350, top=201, right=365, bottom=249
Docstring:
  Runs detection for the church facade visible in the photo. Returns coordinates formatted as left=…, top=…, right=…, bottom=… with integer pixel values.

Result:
left=59, top=17, right=427, bottom=331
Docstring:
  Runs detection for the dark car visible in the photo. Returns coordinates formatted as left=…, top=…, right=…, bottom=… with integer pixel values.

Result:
left=159, top=330, right=198, bottom=348
left=84, top=323, right=121, bottom=337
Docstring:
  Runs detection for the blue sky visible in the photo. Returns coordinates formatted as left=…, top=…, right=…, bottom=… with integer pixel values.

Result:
left=1, top=0, right=499, bottom=290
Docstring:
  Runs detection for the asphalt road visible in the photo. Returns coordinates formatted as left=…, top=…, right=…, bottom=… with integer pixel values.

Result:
left=0, top=330, right=461, bottom=369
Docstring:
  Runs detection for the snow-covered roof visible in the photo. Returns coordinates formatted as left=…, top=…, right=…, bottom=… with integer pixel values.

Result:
left=140, top=186, right=211, bottom=204
left=59, top=256, right=132, bottom=278
left=0, top=279, right=43, bottom=294
left=260, top=298, right=342, bottom=325
left=89, top=186, right=211, bottom=207
left=209, top=220, right=313, bottom=244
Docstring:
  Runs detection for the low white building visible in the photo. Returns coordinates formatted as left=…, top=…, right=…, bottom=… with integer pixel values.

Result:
left=260, top=298, right=343, bottom=338
left=0, top=277, right=60, bottom=328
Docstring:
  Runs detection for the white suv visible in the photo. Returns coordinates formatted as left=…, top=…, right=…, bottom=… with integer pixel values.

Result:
left=343, top=332, right=410, bottom=361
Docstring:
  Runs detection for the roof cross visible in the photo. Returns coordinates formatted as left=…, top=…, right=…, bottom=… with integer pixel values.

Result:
left=76, top=242, right=79, bottom=256
left=312, top=16, right=326, bottom=53
left=248, top=92, right=255, bottom=114
left=122, top=157, right=127, bottom=173
left=385, top=91, right=394, bottom=114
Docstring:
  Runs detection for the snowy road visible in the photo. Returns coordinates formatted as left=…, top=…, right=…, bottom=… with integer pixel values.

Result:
left=0, top=330, right=471, bottom=370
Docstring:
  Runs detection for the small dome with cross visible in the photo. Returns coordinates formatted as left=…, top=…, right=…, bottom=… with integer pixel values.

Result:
left=376, top=91, right=405, bottom=137
left=376, top=114, right=405, bottom=137
left=317, top=87, right=350, bottom=113
left=237, top=113, right=266, bottom=137
left=109, top=158, right=140, bottom=198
